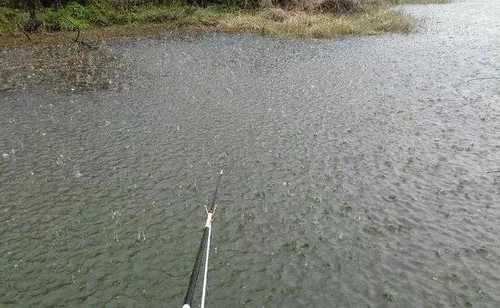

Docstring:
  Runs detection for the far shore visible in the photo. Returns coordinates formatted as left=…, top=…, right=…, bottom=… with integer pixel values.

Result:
left=0, top=1, right=448, bottom=48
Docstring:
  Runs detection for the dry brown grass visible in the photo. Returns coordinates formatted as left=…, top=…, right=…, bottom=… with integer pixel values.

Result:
left=217, top=8, right=413, bottom=38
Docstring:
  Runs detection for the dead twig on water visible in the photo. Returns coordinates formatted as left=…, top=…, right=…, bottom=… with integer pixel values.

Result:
left=18, top=24, right=32, bottom=41
left=60, top=16, right=97, bottom=49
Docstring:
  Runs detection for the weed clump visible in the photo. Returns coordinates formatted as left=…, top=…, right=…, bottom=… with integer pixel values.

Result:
left=259, top=8, right=288, bottom=22
left=315, top=0, right=362, bottom=14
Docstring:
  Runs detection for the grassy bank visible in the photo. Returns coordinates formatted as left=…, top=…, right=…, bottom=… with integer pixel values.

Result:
left=0, top=1, right=418, bottom=44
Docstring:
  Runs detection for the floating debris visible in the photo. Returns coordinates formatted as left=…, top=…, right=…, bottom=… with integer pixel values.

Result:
left=383, top=292, right=394, bottom=302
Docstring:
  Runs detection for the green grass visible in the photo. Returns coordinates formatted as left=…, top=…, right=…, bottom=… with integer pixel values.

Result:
left=1, top=2, right=235, bottom=33
left=0, top=7, right=28, bottom=32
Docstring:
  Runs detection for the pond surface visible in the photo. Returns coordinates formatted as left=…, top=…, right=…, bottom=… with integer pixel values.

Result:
left=1, top=1, right=500, bottom=307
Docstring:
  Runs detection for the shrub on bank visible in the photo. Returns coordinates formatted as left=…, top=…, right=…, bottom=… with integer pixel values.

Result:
left=0, top=7, right=29, bottom=32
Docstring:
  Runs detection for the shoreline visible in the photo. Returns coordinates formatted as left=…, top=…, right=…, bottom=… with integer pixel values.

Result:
left=0, top=1, right=448, bottom=92
left=0, top=4, right=415, bottom=48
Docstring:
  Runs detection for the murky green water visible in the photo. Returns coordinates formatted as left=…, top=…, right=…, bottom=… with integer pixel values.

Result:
left=1, top=1, right=500, bottom=307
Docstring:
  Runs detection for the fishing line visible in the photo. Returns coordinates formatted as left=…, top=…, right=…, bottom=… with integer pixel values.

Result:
left=182, top=169, right=224, bottom=308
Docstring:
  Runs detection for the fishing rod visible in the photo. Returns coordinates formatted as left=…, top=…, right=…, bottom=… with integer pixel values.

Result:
left=183, top=169, right=224, bottom=308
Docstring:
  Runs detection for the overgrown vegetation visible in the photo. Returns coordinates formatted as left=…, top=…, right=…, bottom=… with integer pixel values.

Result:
left=0, top=0, right=449, bottom=41
left=218, top=8, right=412, bottom=37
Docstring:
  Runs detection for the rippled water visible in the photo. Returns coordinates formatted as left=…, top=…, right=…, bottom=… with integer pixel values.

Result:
left=1, top=1, right=500, bottom=307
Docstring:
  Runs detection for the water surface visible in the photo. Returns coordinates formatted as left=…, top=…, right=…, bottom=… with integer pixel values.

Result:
left=1, top=1, right=500, bottom=307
